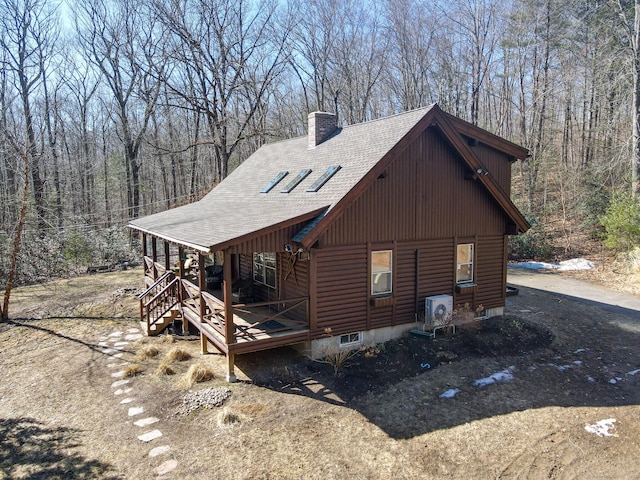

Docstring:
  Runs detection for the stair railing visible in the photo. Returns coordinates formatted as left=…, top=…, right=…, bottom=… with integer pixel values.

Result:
left=138, top=271, right=180, bottom=333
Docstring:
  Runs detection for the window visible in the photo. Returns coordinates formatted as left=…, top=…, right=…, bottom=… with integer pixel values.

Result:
left=281, top=169, right=312, bottom=193
left=371, top=250, right=392, bottom=295
left=253, top=252, right=276, bottom=288
left=261, top=171, right=288, bottom=193
left=339, top=332, right=362, bottom=347
left=456, top=243, right=474, bottom=284
left=307, top=165, right=341, bottom=192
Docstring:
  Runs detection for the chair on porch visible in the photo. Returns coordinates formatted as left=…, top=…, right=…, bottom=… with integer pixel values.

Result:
left=231, top=277, right=253, bottom=304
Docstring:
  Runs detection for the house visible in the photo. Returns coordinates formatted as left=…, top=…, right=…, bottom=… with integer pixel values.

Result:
left=128, top=104, right=530, bottom=382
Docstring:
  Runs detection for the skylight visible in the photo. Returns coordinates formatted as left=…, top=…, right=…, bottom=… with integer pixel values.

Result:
left=281, top=169, right=312, bottom=193
left=261, top=171, right=288, bottom=193
left=307, top=165, right=341, bottom=192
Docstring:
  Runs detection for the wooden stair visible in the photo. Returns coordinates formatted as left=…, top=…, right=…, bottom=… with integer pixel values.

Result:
left=141, top=308, right=180, bottom=336
left=138, top=272, right=181, bottom=336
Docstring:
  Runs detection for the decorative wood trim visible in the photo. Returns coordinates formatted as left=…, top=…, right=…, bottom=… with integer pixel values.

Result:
left=309, top=250, right=317, bottom=330
left=370, top=295, right=396, bottom=308
left=223, top=249, right=234, bottom=345
left=456, top=283, right=477, bottom=294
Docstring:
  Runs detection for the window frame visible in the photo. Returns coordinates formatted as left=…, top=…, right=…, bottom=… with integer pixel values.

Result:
left=253, top=252, right=277, bottom=289
left=339, top=332, right=362, bottom=348
left=456, top=243, right=475, bottom=284
left=371, top=249, right=393, bottom=296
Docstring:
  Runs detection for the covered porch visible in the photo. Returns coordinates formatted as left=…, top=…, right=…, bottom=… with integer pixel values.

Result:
left=137, top=234, right=311, bottom=381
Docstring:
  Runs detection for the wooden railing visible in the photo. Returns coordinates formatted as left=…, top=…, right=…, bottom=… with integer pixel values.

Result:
left=232, top=297, right=309, bottom=339
left=143, top=255, right=168, bottom=287
left=138, top=271, right=180, bottom=333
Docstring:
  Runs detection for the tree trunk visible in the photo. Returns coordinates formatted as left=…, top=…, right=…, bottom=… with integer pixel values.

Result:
left=2, top=150, right=30, bottom=322
left=634, top=0, right=640, bottom=197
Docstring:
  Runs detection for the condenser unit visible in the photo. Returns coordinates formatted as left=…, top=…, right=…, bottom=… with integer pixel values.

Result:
left=425, top=294, right=453, bottom=327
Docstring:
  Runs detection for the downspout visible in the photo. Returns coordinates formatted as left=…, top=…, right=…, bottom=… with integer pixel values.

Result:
left=414, top=249, right=420, bottom=322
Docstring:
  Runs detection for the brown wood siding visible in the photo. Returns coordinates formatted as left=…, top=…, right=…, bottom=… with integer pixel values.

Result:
left=239, top=254, right=252, bottom=280
left=314, top=244, right=368, bottom=336
left=229, top=224, right=302, bottom=255
left=471, top=143, right=512, bottom=195
left=416, top=238, right=455, bottom=298
left=475, top=235, right=507, bottom=310
left=320, top=128, right=507, bottom=247
left=279, top=253, right=309, bottom=321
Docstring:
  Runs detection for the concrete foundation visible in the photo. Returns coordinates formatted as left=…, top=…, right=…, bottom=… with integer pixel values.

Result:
left=295, top=306, right=505, bottom=360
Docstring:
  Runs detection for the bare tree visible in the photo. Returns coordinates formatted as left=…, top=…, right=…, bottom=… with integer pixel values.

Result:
left=76, top=0, right=162, bottom=219
left=152, top=0, right=292, bottom=182
left=614, top=0, right=640, bottom=197
left=0, top=0, right=57, bottom=231
left=385, top=0, right=436, bottom=111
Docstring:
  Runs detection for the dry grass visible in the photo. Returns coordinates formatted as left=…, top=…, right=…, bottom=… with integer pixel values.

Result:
left=155, top=363, right=175, bottom=376
left=123, top=364, right=143, bottom=377
left=216, top=407, right=241, bottom=427
left=177, top=362, right=216, bottom=389
left=165, top=346, right=192, bottom=362
left=135, top=345, right=159, bottom=360
left=158, top=334, right=176, bottom=344
left=132, top=337, right=149, bottom=347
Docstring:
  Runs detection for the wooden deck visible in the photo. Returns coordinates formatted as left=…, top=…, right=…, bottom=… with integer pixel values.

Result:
left=180, top=280, right=310, bottom=355
left=139, top=260, right=311, bottom=356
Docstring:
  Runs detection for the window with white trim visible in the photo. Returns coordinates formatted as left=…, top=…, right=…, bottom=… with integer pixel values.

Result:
left=253, top=252, right=276, bottom=288
left=456, top=243, right=474, bottom=284
left=339, top=332, right=362, bottom=347
left=371, top=250, right=392, bottom=295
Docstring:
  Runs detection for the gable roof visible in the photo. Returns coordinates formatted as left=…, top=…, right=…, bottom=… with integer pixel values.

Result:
left=129, top=104, right=529, bottom=252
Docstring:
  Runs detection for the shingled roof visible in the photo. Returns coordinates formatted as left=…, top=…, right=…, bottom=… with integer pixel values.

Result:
left=128, top=104, right=529, bottom=252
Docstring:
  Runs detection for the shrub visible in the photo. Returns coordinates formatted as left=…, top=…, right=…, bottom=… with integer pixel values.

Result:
left=600, top=192, right=640, bottom=251
left=165, top=346, right=191, bottom=362
left=156, top=363, right=175, bottom=376
left=177, top=363, right=216, bottom=389
left=508, top=215, right=554, bottom=260
left=135, top=345, right=159, bottom=360
left=123, top=364, right=143, bottom=377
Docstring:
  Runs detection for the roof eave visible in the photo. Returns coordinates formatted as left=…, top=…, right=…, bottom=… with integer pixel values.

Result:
left=127, top=223, right=212, bottom=253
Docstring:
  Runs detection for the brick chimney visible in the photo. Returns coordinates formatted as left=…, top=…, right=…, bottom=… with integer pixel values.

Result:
left=308, top=111, right=337, bottom=149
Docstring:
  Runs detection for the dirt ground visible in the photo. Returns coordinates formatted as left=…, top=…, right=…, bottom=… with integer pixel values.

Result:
left=1, top=268, right=639, bottom=479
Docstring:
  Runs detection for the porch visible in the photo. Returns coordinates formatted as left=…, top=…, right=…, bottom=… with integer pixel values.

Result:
left=138, top=244, right=311, bottom=380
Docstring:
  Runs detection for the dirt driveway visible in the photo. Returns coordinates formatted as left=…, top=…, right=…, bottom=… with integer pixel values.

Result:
left=1, top=269, right=639, bottom=479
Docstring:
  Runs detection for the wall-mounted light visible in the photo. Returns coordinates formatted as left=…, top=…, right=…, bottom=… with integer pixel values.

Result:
left=476, top=168, right=489, bottom=175
left=284, top=244, right=292, bottom=253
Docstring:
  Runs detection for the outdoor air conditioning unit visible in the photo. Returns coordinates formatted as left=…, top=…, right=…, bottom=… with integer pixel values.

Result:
left=425, top=294, right=453, bottom=327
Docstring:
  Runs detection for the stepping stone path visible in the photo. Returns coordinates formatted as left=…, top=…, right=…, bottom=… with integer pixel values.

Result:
left=149, top=445, right=171, bottom=457
left=102, top=326, right=178, bottom=476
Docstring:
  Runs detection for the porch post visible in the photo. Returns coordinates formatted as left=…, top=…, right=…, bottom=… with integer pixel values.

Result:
left=198, top=252, right=207, bottom=354
left=164, top=241, right=170, bottom=272
left=151, top=237, right=158, bottom=280
left=142, top=234, right=147, bottom=258
left=223, top=249, right=236, bottom=382
left=178, top=247, right=187, bottom=335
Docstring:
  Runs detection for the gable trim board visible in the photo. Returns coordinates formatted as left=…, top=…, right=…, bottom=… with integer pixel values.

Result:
left=295, top=105, right=529, bottom=250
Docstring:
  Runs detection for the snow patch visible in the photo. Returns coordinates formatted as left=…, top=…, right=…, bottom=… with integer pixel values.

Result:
left=626, top=369, right=640, bottom=376
left=511, top=258, right=595, bottom=271
left=473, top=367, right=516, bottom=387
left=585, top=418, right=616, bottom=437
left=439, top=388, right=461, bottom=399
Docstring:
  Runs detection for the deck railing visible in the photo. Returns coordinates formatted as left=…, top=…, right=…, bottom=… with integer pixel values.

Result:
left=139, top=271, right=180, bottom=332
left=179, top=279, right=309, bottom=343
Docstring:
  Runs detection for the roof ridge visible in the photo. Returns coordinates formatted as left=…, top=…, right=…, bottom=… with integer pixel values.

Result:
left=340, top=104, right=436, bottom=130
left=261, top=104, right=437, bottom=148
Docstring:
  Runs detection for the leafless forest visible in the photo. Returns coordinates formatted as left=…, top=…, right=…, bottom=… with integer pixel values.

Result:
left=1, top=0, right=639, bottom=298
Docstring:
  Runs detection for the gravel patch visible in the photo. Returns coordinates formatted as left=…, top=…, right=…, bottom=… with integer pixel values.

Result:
left=174, top=387, right=232, bottom=416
